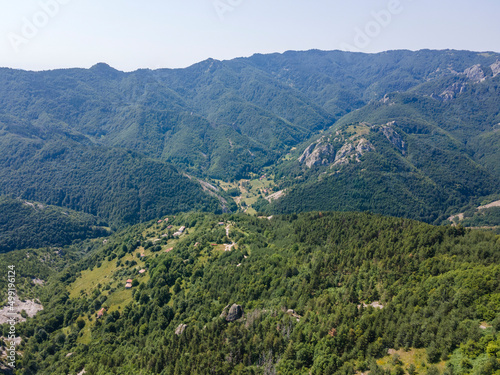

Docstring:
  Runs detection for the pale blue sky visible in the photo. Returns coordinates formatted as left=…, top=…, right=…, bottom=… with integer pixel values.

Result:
left=1, top=0, right=499, bottom=71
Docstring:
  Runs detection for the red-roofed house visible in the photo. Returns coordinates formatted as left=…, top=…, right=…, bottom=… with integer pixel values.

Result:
left=125, top=278, right=133, bottom=288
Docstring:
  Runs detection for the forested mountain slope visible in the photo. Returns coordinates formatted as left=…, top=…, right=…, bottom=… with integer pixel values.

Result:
left=0, top=126, right=225, bottom=228
left=0, top=196, right=109, bottom=253
left=2, top=212, right=499, bottom=374
left=1, top=50, right=498, bottom=180
left=261, top=74, right=500, bottom=223
left=1, top=49, right=500, bottom=227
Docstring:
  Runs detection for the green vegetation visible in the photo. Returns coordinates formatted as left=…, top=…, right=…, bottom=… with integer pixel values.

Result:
left=0, top=242, right=94, bottom=305
left=461, top=206, right=500, bottom=229
left=1, top=49, right=500, bottom=374
left=218, top=175, right=277, bottom=215
left=1, top=211, right=499, bottom=374
left=1, top=50, right=500, bottom=226
left=0, top=196, right=110, bottom=253
left=0, top=133, right=224, bottom=229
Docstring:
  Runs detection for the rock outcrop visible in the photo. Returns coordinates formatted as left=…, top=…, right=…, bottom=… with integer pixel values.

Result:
left=464, top=64, right=485, bottom=82
left=491, top=60, right=500, bottom=77
left=333, top=138, right=375, bottom=166
left=380, top=122, right=406, bottom=154
left=298, top=138, right=336, bottom=168
left=225, top=304, right=243, bottom=322
left=175, top=323, right=187, bottom=335
left=298, top=129, right=376, bottom=170
left=440, top=82, right=466, bottom=101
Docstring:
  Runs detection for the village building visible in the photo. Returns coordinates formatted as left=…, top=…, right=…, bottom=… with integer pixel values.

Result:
left=172, top=226, right=186, bottom=237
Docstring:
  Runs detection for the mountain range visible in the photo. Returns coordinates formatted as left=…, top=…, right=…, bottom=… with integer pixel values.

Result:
left=1, top=48, right=500, bottom=375
left=1, top=49, right=500, bottom=248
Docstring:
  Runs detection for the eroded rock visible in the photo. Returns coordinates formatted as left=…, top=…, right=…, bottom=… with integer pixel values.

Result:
left=225, top=304, right=243, bottom=322
left=175, top=323, right=187, bottom=335
left=464, top=64, right=485, bottom=82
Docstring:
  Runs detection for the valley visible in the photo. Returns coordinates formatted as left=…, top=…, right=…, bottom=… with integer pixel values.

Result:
left=1, top=49, right=500, bottom=374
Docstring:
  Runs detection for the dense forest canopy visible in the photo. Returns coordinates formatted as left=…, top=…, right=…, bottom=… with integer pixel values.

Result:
left=0, top=212, right=499, bottom=374
left=1, top=49, right=499, bottom=228
left=0, top=196, right=110, bottom=253
left=0, top=49, right=500, bottom=374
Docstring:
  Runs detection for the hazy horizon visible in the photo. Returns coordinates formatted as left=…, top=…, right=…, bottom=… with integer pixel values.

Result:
left=1, top=0, right=499, bottom=71
left=2, top=47, right=500, bottom=73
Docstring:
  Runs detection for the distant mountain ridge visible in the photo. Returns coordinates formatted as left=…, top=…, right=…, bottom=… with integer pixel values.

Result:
left=1, top=49, right=499, bottom=227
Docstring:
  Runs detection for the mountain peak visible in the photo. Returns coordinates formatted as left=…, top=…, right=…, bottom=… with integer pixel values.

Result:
left=90, top=62, right=121, bottom=77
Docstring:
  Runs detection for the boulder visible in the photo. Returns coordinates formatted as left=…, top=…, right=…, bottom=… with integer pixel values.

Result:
left=225, top=304, right=243, bottom=322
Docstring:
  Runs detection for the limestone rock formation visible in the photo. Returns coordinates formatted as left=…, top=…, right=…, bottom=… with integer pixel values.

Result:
left=464, top=64, right=485, bottom=82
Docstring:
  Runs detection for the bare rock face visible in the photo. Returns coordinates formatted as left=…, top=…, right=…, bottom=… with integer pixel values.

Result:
left=355, top=139, right=374, bottom=155
left=225, top=304, right=243, bottom=322
left=175, top=324, right=187, bottom=335
left=333, top=138, right=374, bottom=166
left=219, top=304, right=230, bottom=319
left=381, top=122, right=406, bottom=154
left=298, top=138, right=336, bottom=168
left=440, top=82, right=466, bottom=101
left=491, top=60, right=500, bottom=77
left=464, top=64, right=485, bottom=82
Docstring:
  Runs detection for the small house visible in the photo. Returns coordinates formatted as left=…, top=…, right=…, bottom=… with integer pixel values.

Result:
left=139, top=269, right=146, bottom=274
left=157, top=220, right=163, bottom=223
left=97, top=308, right=106, bottom=319
left=125, top=282, right=132, bottom=289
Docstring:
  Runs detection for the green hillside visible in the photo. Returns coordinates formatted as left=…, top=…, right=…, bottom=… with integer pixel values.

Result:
left=0, top=128, right=226, bottom=229
left=2, top=212, right=499, bottom=374
left=2, top=49, right=500, bottom=226
left=0, top=196, right=109, bottom=253
left=260, top=72, right=500, bottom=224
